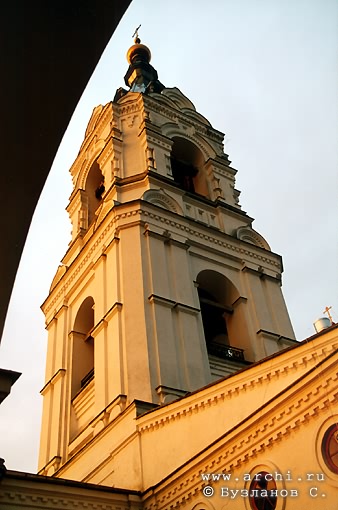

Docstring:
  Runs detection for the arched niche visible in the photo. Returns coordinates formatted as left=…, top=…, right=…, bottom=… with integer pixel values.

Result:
left=71, top=296, right=95, bottom=397
left=142, top=188, right=183, bottom=215
left=170, top=137, right=209, bottom=197
left=196, top=270, right=247, bottom=364
left=85, top=160, right=105, bottom=227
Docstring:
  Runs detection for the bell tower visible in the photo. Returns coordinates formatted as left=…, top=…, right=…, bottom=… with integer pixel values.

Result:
left=38, top=36, right=295, bottom=481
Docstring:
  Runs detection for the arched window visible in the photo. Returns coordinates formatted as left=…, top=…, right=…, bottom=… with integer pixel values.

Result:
left=321, top=424, right=338, bottom=474
left=71, top=297, right=95, bottom=397
left=170, top=137, right=208, bottom=196
left=197, top=270, right=245, bottom=364
left=249, top=472, right=277, bottom=510
left=85, top=160, right=105, bottom=226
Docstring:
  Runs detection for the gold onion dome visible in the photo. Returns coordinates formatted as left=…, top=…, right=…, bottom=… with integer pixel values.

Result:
left=121, top=28, right=164, bottom=95
left=126, top=37, right=152, bottom=65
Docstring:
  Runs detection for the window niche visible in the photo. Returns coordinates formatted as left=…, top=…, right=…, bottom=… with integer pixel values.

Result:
left=170, top=137, right=208, bottom=197
left=197, top=270, right=245, bottom=363
left=85, top=160, right=105, bottom=226
left=71, top=296, right=95, bottom=398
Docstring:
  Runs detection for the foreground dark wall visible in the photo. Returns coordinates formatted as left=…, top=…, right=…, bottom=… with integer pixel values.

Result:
left=0, top=1, right=131, bottom=342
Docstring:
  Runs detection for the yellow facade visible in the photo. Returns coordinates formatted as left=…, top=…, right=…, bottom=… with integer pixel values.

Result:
left=2, top=39, right=337, bottom=510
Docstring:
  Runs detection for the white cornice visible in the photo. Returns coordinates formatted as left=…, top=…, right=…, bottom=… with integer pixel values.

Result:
left=43, top=202, right=283, bottom=316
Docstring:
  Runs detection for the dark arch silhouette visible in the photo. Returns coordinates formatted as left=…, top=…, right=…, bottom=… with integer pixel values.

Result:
left=0, top=1, right=131, bottom=350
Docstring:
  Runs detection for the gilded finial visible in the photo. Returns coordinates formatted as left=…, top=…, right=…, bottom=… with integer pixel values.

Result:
left=323, top=305, right=334, bottom=324
left=126, top=24, right=152, bottom=67
left=132, top=24, right=141, bottom=44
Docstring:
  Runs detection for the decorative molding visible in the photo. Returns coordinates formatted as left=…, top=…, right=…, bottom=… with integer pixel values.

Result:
left=148, top=294, right=199, bottom=315
left=144, top=134, right=173, bottom=151
left=104, top=302, right=123, bottom=322
left=148, top=294, right=176, bottom=308
left=161, top=87, right=197, bottom=112
left=256, top=329, right=295, bottom=345
left=39, top=455, right=61, bottom=476
left=44, top=203, right=281, bottom=316
left=207, top=154, right=233, bottom=169
left=66, top=188, right=87, bottom=216
left=232, top=296, right=248, bottom=308
left=71, top=103, right=113, bottom=183
left=90, top=303, right=123, bottom=336
left=236, top=226, right=271, bottom=251
left=40, top=369, right=66, bottom=396
left=156, top=385, right=189, bottom=405
left=140, top=210, right=279, bottom=267
left=94, top=199, right=115, bottom=230
left=142, top=358, right=338, bottom=509
left=142, top=189, right=183, bottom=215
left=148, top=91, right=182, bottom=111
left=50, top=265, right=68, bottom=291
left=137, top=348, right=337, bottom=435
left=85, top=105, right=104, bottom=138
left=44, top=217, right=119, bottom=315
left=182, top=108, right=211, bottom=127
left=97, top=137, right=115, bottom=169
left=67, top=395, right=128, bottom=461
left=143, top=95, right=224, bottom=146
left=78, top=140, right=105, bottom=190
left=161, top=122, right=216, bottom=160
left=118, top=94, right=144, bottom=117
left=241, top=262, right=281, bottom=283
left=0, top=486, right=142, bottom=510
left=173, top=302, right=200, bottom=315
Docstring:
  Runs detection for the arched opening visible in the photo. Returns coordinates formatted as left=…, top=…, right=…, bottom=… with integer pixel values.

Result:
left=71, top=296, right=95, bottom=397
left=198, top=287, right=230, bottom=346
left=197, top=270, right=247, bottom=370
left=85, top=160, right=105, bottom=226
left=170, top=137, right=208, bottom=196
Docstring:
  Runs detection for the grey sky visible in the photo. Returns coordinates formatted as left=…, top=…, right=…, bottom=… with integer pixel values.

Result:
left=0, top=0, right=337, bottom=473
